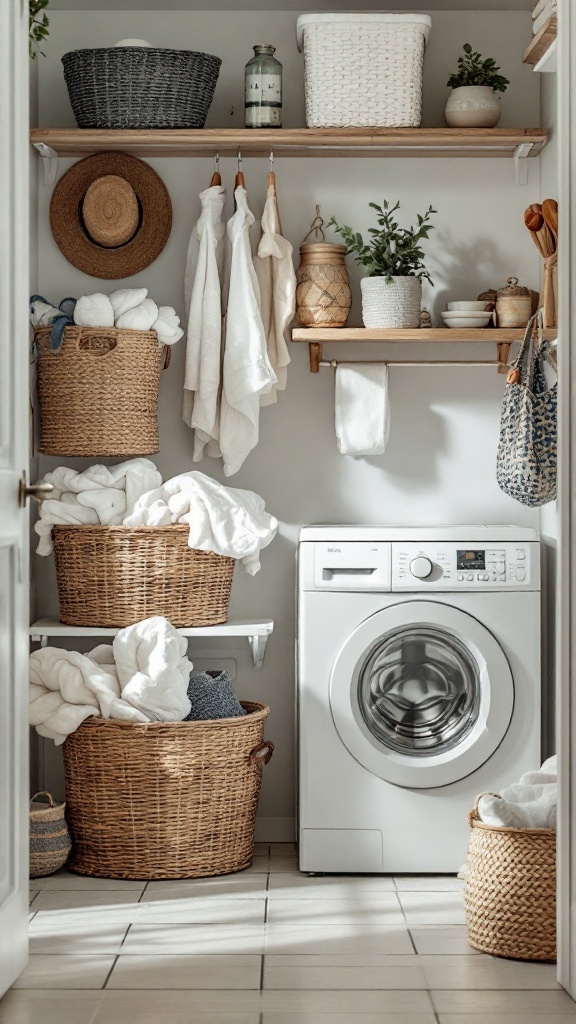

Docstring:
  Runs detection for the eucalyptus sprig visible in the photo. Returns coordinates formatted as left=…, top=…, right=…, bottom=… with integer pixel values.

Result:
left=328, top=200, right=436, bottom=285
left=30, top=0, right=50, bottom=59
left=447, top=43, right=509, bottom=93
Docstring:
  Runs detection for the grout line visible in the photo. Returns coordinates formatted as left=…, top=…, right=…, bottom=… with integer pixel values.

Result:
left=259, top=952, right=265, bottom=991
left=101, top=954, right=119, bottom=990
left=407, top=927, right=418, bottom=955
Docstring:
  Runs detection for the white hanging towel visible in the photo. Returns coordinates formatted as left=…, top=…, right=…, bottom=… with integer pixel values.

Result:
left=183, top=183, right=226, bottom=461
left=335, top=363, right=391, bottom=456
left=219, top=186, right=277, bottom=476
left=253, top=183, right=296, bottom=405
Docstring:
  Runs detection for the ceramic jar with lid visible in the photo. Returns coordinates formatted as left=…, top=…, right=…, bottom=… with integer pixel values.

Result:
left=496, top=278, right=532, bottom=328
left=296, top=242, right=351, bottom=327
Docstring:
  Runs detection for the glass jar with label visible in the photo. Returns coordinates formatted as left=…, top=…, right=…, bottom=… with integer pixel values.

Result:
left=245, top=44, right=282, bottom=129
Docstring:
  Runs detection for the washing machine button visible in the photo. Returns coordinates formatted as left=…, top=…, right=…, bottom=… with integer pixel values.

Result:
left=516, top=549, right=526, bottom=560
left=466, top=574, right=474, bottom=582
left=457, top=574, right=464, bottom=581
left=516, top=567, right=526, bottom=582
left=500, top=574, right=506, bottom=581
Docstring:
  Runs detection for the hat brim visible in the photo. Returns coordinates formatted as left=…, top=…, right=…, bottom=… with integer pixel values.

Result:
left=50, top=151, right=172, bottom=279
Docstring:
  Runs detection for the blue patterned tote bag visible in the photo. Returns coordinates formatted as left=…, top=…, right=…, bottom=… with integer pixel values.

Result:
left=496, top=312, right=557, bottom=507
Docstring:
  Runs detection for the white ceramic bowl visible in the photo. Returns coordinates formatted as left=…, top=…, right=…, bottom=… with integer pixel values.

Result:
left=441, top=312, right=492, bottom=329
left=447, top=301, right=491, bottom=311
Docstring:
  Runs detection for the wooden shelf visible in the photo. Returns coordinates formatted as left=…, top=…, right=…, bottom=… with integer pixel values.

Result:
left=30, top=127, right=548, bottom=160
left=523, top=17, right=558, bottom=66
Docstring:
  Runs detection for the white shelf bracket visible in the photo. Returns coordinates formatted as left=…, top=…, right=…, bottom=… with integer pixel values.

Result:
left=31, top=634, right=49, bottom=647
left=513, top=142, right=534, bottom=186
left=249, top=634, right=269, bottom=671
left=33, top=142, right=59, bottom=186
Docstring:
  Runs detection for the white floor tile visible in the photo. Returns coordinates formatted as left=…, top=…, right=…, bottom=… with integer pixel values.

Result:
left=95, top=989, right=262, bottom=1014
left=13, top=955, right=115, bottom=990
left=261, top=1014, right=436, bottom=1024
left=121, top=923, right=266, bottom=955
left=30, top=891, right=143, bottom=913
left=394, top=876, right=464, bottom=892
left=438, top=1015, right=576, bottom=1024
left=260, top=990, right=435, bottom=1013
left=0, top=990, right=103, bottom=1024
left=243, top=857, right=271, bottom=874
left=29, top=916, right=130, bottom=954
left=28, top=894, right=38, bottom=909
left=268, top=873, right=396, bottom=897
left=267, top=896, right=404, bottom=926
left=133, top=897, right=266, bottom=925
left=106, top=954, right=262, bottom=990
left=432, top=990, right=576, bottom=1014
left=264, top=925, right=414, bottom=956
left=410, top=927, right=480, bottom=955
left=264, top=958, right=427, bottom=990
left=271, top=844, right=297, bottom=856
left=397, top=893, right=466, bottom=926
left=32, top=870, right=145, bottom=891
left=422, top=954, right=560, bottom=990
left=269, top=858, right=299, bottom=873
left=143, top=877, right=267, bottom=899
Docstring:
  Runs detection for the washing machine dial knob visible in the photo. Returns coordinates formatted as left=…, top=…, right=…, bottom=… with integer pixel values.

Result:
left=410, top=556, right=433, bottom=579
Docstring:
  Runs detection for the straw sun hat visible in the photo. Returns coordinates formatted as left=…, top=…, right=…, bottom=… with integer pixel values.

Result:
left=49, top=151, right=172, bottom=279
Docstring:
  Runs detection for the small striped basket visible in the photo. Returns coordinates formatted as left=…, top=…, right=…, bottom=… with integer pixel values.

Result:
left=30, top=792, right=72, bottom=878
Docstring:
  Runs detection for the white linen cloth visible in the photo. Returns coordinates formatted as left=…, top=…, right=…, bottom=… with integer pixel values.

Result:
left=219, top=186, right=277, bottom=476
left=533, top=1, right=556, bottom=32
left=477, top=756, right=557, bottom=829
left=74, top=293, right=115, bottom=328
left=34, top=458, right=162, bottom=555
left=153, top=305, right=183, bottom=346
left=335, top=363, right=391, bottom=456
left=253, top=183, right=295, bottom=405
left=183, top=184, right=226, bottom=461
left=116, top=297, right=159, bottom=331
left=532, top=0, right=553, bottom=18
left=124, top=470, right=278, bottom=575
left=29, top=616, right=193, bottom=745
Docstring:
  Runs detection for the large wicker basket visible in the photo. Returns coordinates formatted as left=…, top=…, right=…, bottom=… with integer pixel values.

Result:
left=296, top=13, right=431, bottom=128
left=36, top=326, right=167, bottom=457
left=62, top=704, right=274, bottom=879
left=52, top=525, right=235, bottom=628
left=62, top=47, right=221, bottom=129
left=465, top=795, right=556, bottom=962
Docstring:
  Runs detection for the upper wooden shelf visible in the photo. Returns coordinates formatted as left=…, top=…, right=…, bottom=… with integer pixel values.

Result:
left=292, top=328, right=557, bottom=343
left=523, top=17, right=557, bottom=67
left=30, top=127, right=548, bottom=160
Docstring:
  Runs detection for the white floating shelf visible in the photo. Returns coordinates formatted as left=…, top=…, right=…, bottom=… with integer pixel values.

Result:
left=29, top=618, right=274, bottom=670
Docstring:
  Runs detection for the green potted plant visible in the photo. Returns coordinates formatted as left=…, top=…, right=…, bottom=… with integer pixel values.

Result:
left=30, top=0, right=50, bottom=59
left=445, top=44, right=510, bottom=128
left=328, top=200, right=436, bottom=329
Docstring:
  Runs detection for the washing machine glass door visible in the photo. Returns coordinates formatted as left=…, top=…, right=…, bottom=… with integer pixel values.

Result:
left=329, top=601, right=514, bottom=789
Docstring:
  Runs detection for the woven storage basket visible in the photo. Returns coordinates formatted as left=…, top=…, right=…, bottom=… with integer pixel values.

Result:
left=465, top=795, right=556, bottom=962
left=30, top=792, right=71, bottom=878
left=35, top=326, right=167, bottom=457
left=62, top=704, right=273, bottom=879
left=52, top=525, right=235, bottom=628
left=62, top=47, right=221, bottom=129
left=296, top=13, right=431, bottom=128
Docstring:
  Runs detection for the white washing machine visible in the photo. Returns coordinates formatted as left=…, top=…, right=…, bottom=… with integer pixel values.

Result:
left=297, top=526, right=541, bottom=873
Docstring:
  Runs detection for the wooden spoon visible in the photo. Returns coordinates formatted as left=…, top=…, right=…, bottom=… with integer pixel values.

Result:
left=524, top=206, right=547, bottom=257
left=542, top=198, right=558, bottom=247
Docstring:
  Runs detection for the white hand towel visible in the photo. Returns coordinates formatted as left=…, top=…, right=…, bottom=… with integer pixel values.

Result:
left=109, top=287, right=148, bottom=321
left=152, top=306, right=183, bottom=346
left=116, top=298, right=159, bottom=331
left=74, top=293, right=115, bottom=328
left=335, top=364, right=391, bottom=456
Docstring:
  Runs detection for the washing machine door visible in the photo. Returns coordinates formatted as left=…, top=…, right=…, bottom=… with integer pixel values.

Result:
left=329, top=601, right=514, bottom=789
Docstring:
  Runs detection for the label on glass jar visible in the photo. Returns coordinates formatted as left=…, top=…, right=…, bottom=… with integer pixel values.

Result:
left=245, top=72, right=282, bottom=127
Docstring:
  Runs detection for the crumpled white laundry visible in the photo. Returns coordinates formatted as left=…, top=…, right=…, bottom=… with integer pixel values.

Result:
left=73, top=289, right=183, bottom=344
left=34, top=458, right=162, bottom=556
left=74, top=293, right=115, bottom=328
left=29, top=617, right=193, bottom=745
left=253, top=182, right=295, bottom=406
left=477, top=756, right=557, bottom=829
left=153, top=305, right=184, bottom=346
left=109, top=287, right=148, bottom=321
left=335, top=363, right=391, bottom=456
left=183, top=183, right=226, bottom=462
left=116, top=297, right=159, bottom=331
left=219, top=186, right=277, bottom=476
left=124, top=470, right=278, bottom=575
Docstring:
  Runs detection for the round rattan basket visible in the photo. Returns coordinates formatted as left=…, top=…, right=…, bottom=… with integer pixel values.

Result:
left=62, top=704, right=274, bottom=879
left=465, top=795, right=556, bottom=962
left=30, top=792, right=71, bottom=878
left=35, top=326, right=168, bottom=457
left=52, top=525, right=235, bottom=628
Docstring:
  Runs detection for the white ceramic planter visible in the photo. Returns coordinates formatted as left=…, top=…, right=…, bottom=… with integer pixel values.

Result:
left=361, top=276, right=422, bottom=329
left=445, top=86, right=501, bottom=128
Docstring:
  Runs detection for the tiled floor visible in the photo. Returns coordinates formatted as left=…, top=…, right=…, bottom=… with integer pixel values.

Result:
left=4, top=843, right=572, bottom=1023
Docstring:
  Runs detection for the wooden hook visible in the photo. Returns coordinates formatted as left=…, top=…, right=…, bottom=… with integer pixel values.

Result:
left=309, top=342, right=322, bottom=373
left=497, top=341, right=512, bottom=375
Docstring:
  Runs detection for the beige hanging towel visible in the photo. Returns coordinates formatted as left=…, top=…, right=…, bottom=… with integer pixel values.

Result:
left=254, top=183, right=296, bottom=405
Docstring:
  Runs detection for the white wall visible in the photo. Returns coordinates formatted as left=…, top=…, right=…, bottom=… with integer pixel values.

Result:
left=34, top=8, right=542, bottom=837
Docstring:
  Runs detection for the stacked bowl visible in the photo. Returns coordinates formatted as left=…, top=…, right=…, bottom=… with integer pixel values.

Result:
left=441, top=301, right=494, bottom=329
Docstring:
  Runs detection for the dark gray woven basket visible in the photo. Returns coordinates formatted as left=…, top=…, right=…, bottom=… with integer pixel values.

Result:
left=62, top=47, right=222, bottom=129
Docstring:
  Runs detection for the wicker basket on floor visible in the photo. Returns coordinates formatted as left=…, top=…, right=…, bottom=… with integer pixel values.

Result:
left=62, top=704, right=274, bottom=879
left=465, top=794, right=556, bottom=962
left=35, top=325, right=168, bottom=457
left=52, top=525, right=235, bottom=628
left=29, top=792, right=71, bottom=878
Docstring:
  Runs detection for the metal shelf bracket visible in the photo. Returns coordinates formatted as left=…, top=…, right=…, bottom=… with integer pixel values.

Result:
left=513, top=142, right=534, bottom=185
left=249, top=633, right=270, bottom=671
left=32, top=141, right=59, bottom=186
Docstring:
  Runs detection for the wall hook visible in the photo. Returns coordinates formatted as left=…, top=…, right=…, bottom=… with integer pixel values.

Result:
left=235, top=147, right=245, bottom=188
left=210, top=151, right=221, bottom=186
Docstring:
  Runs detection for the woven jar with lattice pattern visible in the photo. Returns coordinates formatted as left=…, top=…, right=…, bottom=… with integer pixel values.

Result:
left=296, top=243, right=351, bottom=328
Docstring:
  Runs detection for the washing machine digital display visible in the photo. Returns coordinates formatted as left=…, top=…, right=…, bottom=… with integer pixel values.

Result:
left=457, top=550, right=486, bottom=570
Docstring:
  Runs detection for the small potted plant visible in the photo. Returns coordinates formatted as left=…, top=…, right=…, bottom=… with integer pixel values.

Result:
left=328, top=200, right=436, bottom=329
left=30, top=0, right=50, bottom=58
left=445, top=44, right=509, bottom=128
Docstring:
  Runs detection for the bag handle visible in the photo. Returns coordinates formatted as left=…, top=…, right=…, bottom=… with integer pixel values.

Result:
left=507, top=311, right=543, bottom=388
left=30, top=791, right=55, bottom=807
left=163, top=345, right=171, bottom=370
left=468, top=791, right=501, bottom=827
left=249, top=740, right=274, bottom=765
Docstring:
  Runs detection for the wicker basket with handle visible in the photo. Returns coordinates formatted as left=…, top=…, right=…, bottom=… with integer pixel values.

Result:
left=62, top=704, right=274, bottom=879
left=465, top=793, right=556, bottom=962
left=52, top=524, right=235, bottom=628
left=30, top=791, right=72, bottom=878
left=35, top=325, right=169, bottom=457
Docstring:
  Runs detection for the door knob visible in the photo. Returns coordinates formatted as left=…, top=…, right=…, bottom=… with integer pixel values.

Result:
left=19, top=474, right=54, bottom=508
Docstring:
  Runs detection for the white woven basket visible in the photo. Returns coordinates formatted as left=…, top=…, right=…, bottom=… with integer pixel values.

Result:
left=296, top=13, right=431, bottom=129
left=361, top=276, right=422, bottom=329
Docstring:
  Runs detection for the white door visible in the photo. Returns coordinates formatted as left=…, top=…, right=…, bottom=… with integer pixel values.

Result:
left=0, top=0, right=31, bottom=996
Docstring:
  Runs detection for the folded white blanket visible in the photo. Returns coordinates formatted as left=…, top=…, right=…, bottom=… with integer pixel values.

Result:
left=35, top=458, right=162, bottom=555
left=29, top=617, right=193, bottom=745
left=153, top=305, right=184, bottom=346
left=116, top=297, right=159, bottom=331
left=74, top=293, right=115, bottom=328
left=477, top=756, right=557, bottom=829
left=109, top=287, right=148, bottom=320
left=124, top=470, right=278, bottom=575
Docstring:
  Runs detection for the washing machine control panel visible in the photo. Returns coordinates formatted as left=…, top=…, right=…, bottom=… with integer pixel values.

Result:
left=392, top=542, right=538, bottom=590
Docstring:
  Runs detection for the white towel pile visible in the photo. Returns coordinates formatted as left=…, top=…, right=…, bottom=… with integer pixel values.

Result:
left=74, top=288, right=184, bottom=345
left=477, top=755, right=557, bottom=829
left=532, top=0, right=557, bottom=34
left=29, top=616, right=193, bottom=745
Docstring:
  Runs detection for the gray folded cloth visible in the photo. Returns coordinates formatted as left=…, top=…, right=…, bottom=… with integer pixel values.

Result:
left=183, top=670, right=245, bottom=721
